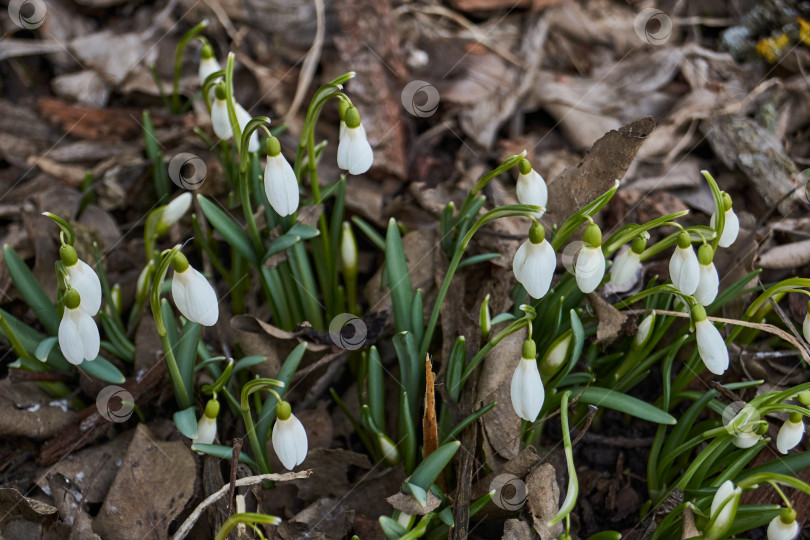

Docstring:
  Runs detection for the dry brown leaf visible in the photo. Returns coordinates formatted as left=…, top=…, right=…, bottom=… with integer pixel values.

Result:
left=757, top=238, right=810, bottom=269
left=0, top=487, right=57, bottom=527
left=47, top=473, right=100, bottom=539
left=587, top=293, right=629, bottom=346
left=526, top=463, right=563, bottom=540
left=423, top=356, right=439, bottom=459
left=386, top=490, right=442, bottom=515
left=0, top=379, right=77, bottom=439
left=94, top=424, right=196, bottom=540
left=502, top=518, right=536, bottom=540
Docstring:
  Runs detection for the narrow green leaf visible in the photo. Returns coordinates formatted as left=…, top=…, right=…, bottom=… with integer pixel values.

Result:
left=190, top=443, right=258, bottom=469
left=233, top=355, right=266, bottom=374
left=174, top=406, right=198, bottom=439
left=379, top=516, right=408, bottom=539
left=445, top=337, right=466, bottom=402
left=441, top=402, right=495, bottom=444
left=197, top=195, right=259, bottom=266
left=385, top=219, right=413, bottom=333
left=399, top=391, right=416, bottom=474
left=175, top=321, right=201, bottom=398
left=78, top=356, right=125, bottom=384
left=407, top=440, right=460, bottom=491
left=3, top=244, right=59, bottom=334
left=572, top=386, right=677, bottom=425
left=367, top=346, right=385, bottom=431
left=35, top=337, right=57, bottom=362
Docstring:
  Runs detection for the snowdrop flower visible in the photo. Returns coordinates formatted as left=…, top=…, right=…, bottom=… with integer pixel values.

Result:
left=693, top=304, right=729, bottom=375
left=235, top=102, right=260, bottom=153
left=210, top=84, right=232, bottom=141
left=193, top=399, right=219, bottom=450
left=60, top=245, right=102, bottom=316
left=803, top=302, right=810, bottom=343
left=378, top=434, right=400, bottom=465
left=575, top=223, right=606, bottom=294
left=198, top=43, right=221, bottom=87
left=510, top=340, right=544, bottom=422
left=272, top=401, right=308, bottom=470
left=340, top=221, right=358, bottom=276
left=263, top=137, right=299, bottom=216
left=710, top=192, right=740, bottom=248
left=58, top=289, right=100, bottom=365
left=337, top=106, right=373, bottom=175
left=669, top=231, right=700, bottom=296
left=513, top=222, right=555, bottom=299
left=694, top=244, right=720, bottom=306
left=777, top=412, right=805, bottom=454
left=768, top=508, right=799, bottom=540
left=733, top=428, right=762, bottom=448
left=706, top=480, right=741, bottom=538
left=610, top=236, right=646, bottom=288
left=515, top=159, right=547, bottom=218
left=157, top=193, right=192, bottom=234
left=171, top=252, right=219, bottom=326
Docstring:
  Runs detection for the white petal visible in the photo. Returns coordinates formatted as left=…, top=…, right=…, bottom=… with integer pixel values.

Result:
left=67, top=260, right=102, bottom=316
left=711, top=209, right=740, bottom=248
left=173, top=267, right=219, bottom=326
left=211, top=99, right=233, bottom=140
left=195, top=415, right=217, bottom=446
left=694, top=263, right=719, bottom=306
left=510, top=358, right=544, bottom=421
left=161, top=193, right=192, bottom=228
left=610, top=247, right=641, bottom=287
left=338, top=125, right=373, bottom=175
left=768, top=515, right=799, bottom=540
left=670, top=246, right=699, bottom=295
left=272, top=415, right=308, bottom=470
left=76, top=309, right=100, bottom=361
left=575, top=246, right=605, bottom=294
left=733, top=430, right=761, bottom=448
left=777, top=419, right=804, bottom=454
left=58, top=308, right=85, bottom=365
left=235, top=103, right=259, bottom=153
left=198, top=57, right=221, bottom=86
left=634, top=314, right=654, bottom=347
left=516, top=170, right=547, bottom=218
left=696, top=319, right=729, bottom=375
left=514, top=240, right=556, bottom=299
left=512, top=242, right=529, bottom=282
left=264, top=154, right=300, bottom=216
left=711, top=481, right=735, bottom=517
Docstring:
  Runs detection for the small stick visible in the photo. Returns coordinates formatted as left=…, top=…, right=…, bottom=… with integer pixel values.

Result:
left=226, top=437, right=243, bottom=516
left=172, top=470, right=311, bottom=540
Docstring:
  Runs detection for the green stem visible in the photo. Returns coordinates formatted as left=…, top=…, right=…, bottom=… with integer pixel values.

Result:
left=171, top=20, right=209, bottom=114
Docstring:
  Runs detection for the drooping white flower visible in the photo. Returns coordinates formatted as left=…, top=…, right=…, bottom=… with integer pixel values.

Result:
left=272, top=401, right=308, bottom=470
left=694, top=244, right=720, bottom=306
left=575, top=223, right=605, bottom=294
left=158, top=192, right=192, bottom=232
left=58, top=289, right=100, bottom=365
left=263, top=137, right=299, bottom=217
left=540, top=331, right=572, bottom=380
left=60, top=245, right=102, bottom=317
left=211, top=87, right=232, bottom=141
left=768, top=509, right=800, bottom=540
left=198, top=43, right=221, bottom=87
left=669, top=232, right=700, bottom=296
left=710, top=192, right=740, bottom=248
left=515, top=159, right=547, bottom=218
left=513, top=223, right=555, bottom=299
left=693, top=305, right=729, bottom=375
left=610, top=236, right=646, bottom=288
left=634, top=312, right=655, bottom=348
left=777, top=413, right=805, bottom=454
left=337, top=106, right=373, bottom=175
left=235, top=102, right=260, bottom=153
left=193, top=399, right=220, bottom=450
left=708, top=480, right=741, bottom=536
left=510, top=340, right=544, bottom=422
left=171, top=253, right=219, bottom=326
left=733, top=429, right=762, bottom=448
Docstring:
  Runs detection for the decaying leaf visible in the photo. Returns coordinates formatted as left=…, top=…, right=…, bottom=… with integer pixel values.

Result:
left=423, top=356, right=439, bottom=458
left=93, top=424, right=195, bottom=540
left=0, top=487, right=57, bottom=527
left=587, top=293, right=629, bottom=345
left=526, top=463, right=562, bottom=540
left=757, top=238, right=810, bottom=269
left=0, top=378, right=77, bottom=439
left=502, top=518, right=535, bottom=540
left=386, top=489, right=442, bottom=515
